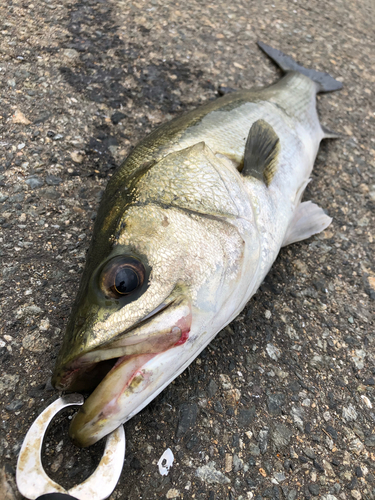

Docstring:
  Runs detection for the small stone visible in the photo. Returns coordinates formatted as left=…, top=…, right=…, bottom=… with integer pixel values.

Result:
left=364, top=435, right=375, bottom=447
left=266, top=343, right=281, bottom=361
left=287, top=490, right=297, bottom=500
left=25, top=176, right=44, bottom=189
left=248, top=457, right=256, bottom=467
left=264, top=309, right=272, bottom=319
left=267, top=393, right=285, bottom=415
left=233, top=454, right=243, bottom=472
left=258, top=427, right=269, bottom=454
left=313, top=460, right=325, bottom=473
left=0, top=374, right=20, bottom=394
left=308, top=483, right=320, bottom=496
left=175, top=403, right=198, bottom=439
left=349, top=438, right=364, bottom=454
left=352, top=424, right=364, bottom=441
left=325, top=425, right=338, bottom=440
left=186, top=434, right=199, bottom=450
left=166, top=488, right=180, bottom=499
left=195, top=462, right=230, bottom=485
left=364, top=377, right=375, bottom=386
left=351, top=490, right=361, bottom=500
left=355, top=467, right=363, bottom=478
left=274, top=472, right=286, bottom=482
left=343, top=471, right=353, bottom=482
left=309, top=354, right=332, bottom=370
left=46, top=175, right=62, bottom=186
left=323, top=411, right=331, bottom=421
left=40, top=187, right=60, bottom=200
left=5, top=400, right=24, bottom=411
left=238, top=407, right=256, bottom=427
left=63, top=48, right=80, bottom=60
left=351, top=350, right=366, bottom=370
left=248, top=443, right=260, bottom=456
left=224, top=388, right=241, bottom=403
left=360, top=395, right=372, bottom=408
left=50, top=453, right=63, bottom=473
left=15, top=304, right=43, bottom=319
left=343, top=404, right=358, bottom=421
left=322, top=459, right=335, bottom=477
left=11, top=193, right=24, bottom=203
left=332, top=483, right=341, bottom=494
left=213, top=401, right=224, bottom=413
left=271, top=424, right=293, bottom=450
left=53, top=134, right=64, bottom=141
left=70, top=151, right=85, bottom=163
left=284, top=460, right=293, bottom=472
left=22, top=333, right=50, bottom=353
left=303, top=447, right=316, bottom=459
left=12, top=109, right=31, bottom=125
left=219, top=374, right=233, bottom=390
left=39, top=318, right=50, bottom=331
left=207, top=379, right=219, bottom=398
left=261, top=487, right=273, bottom=497
left=111, top=111, right=127, bottom=125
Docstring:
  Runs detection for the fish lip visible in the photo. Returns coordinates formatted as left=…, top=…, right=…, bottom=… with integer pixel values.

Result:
left=66, top=297, right=192, bottom=447
left=54, top=297, right=190, bottom=392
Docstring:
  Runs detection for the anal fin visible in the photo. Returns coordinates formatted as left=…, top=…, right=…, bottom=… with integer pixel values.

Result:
left=282, top=201, right=332, bottom=247
left=321, top=124, right=343, bottom=140
left=242, top=119, right=280, bottom=186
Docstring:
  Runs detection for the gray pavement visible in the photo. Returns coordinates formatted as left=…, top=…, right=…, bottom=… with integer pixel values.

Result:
left=0, top=0, right=374, bottom=499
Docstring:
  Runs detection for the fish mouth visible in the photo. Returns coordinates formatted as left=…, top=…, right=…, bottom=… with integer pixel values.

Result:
left=56, top=296, right=192, bottom=447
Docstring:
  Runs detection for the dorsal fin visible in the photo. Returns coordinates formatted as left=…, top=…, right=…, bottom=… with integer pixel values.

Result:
left=242, top=119, right=280, bottom=186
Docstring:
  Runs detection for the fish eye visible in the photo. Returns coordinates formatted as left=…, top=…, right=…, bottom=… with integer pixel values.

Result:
left=99, top=256, right=146, bottom=299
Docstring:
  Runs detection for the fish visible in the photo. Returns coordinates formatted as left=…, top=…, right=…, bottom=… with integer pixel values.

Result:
left=52, top=42, right=342, bottom=447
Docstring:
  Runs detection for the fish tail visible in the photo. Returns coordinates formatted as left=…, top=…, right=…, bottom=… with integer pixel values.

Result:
left=257, top=41, right=343, bottom=93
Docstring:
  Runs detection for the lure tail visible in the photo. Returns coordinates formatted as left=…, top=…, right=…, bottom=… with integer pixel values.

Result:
left=258, top=41, right=343, bottom=93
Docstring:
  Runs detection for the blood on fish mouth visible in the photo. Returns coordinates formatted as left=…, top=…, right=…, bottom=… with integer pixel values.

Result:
left=55, top=297, right=192, bottom=394
left=66, top=298, right=192, bottom=447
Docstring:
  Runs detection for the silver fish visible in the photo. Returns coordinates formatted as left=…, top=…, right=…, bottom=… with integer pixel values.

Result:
left=52, top=42, right=342, bottom=447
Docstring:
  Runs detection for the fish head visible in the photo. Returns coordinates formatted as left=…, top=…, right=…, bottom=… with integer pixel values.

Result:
left=52, top=197, right=246, bottom=447
left=52, top=141, right=260, bottom=447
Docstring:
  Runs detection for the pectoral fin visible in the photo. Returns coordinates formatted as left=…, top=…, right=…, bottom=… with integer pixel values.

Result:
left=242, top=119, right=280, bottom=186
left=282, top=201, right=332, bottom=247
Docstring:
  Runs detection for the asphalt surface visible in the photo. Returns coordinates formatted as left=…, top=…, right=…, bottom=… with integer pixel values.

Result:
left=0, top=0, right=374, bottom=499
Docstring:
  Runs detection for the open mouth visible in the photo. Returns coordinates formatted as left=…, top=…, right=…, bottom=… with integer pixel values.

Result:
left=56, top=296, right=192, bottom=447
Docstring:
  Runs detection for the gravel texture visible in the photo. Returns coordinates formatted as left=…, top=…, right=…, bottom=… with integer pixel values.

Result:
left=0, top=0, right=374, bottom=499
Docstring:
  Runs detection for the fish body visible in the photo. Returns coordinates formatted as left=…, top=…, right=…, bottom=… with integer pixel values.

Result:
left=52, top=43, right=341, bottom=447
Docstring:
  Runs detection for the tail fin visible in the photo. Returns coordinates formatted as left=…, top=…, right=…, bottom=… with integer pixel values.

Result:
left=257, top=41, right=343, bottom=93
